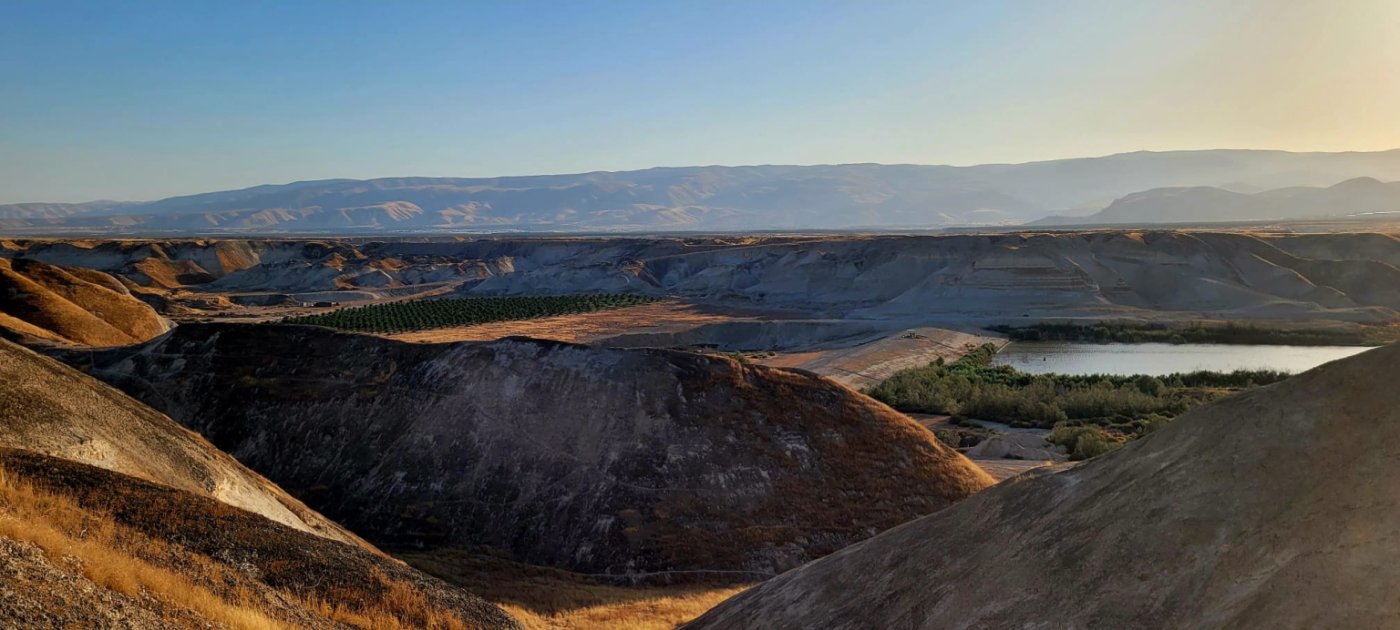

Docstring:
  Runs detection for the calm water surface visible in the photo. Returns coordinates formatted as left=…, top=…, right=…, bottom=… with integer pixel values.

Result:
left=992, top=342, right=1376, bottom=376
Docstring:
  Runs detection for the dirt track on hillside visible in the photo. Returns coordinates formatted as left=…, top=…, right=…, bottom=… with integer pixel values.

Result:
left=384, top=301, right=798, bottom=344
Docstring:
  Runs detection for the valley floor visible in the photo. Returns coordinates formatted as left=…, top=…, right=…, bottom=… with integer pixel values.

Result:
left=381, top=300, right=794, bottom=344
left=398, top=549, right=748, bottom=630
left=911, top=414, right=1072, bottom=481
left=756, top=327, right=1004, bottom=389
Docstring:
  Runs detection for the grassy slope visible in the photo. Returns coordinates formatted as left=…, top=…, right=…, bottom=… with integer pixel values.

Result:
left=0, top=448, right=518, bottom=630
left=400, top=548, right=747, bottom=630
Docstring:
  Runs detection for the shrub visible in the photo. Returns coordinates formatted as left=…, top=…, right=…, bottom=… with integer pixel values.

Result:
left=1047, top=424, right=1123, bottom=460
left=864, top=343, right=1289, bottom=457
left=986, top=321, right=1391, bottom=346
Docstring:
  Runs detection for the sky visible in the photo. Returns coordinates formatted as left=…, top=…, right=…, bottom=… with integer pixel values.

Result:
left=2, top=0, right=1399, bottom=203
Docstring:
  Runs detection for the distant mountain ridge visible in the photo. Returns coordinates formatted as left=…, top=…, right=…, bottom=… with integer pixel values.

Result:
left=1033, top=176, right=1400, bottom=226
left=6, top=148, right=1400, bottom=234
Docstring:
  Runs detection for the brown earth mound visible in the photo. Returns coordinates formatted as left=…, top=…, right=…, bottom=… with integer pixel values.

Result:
left=0, top=448, right=519, bottom=629
left=0, top=257, right=169, bottom=345
left=688, top=344, right=1400, bottom=629
left=70, top=323, right=995, bottom=581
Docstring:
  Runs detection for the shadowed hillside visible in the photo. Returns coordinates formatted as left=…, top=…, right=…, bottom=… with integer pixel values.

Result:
left=0, top=336, right=517, bottom=628
left=688, top=344, right=1400, bottom=629
left=69, top=323, right=995, bottom=580
left=0, top=337, right=357, bottom=544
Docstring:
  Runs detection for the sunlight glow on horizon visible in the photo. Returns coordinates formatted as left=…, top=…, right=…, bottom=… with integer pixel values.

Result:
left=2, top=0, right=1399, bottom=202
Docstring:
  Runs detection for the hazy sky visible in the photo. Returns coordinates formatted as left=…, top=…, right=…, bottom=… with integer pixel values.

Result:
left=3, top=0, right=1399, bottom=203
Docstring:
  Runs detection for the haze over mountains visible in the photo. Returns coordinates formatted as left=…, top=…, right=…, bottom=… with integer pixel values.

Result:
left=5, top=149, right=1400, bottom=234
left=1035, top=176, right=1400, bottom=226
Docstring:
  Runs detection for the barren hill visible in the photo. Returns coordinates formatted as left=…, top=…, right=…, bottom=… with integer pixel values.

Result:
left=0, top=336, right=517, bottom=628
left=688, top=344, right=1400, bottom=629
left=0, top=449, right=519, bottom=629
left=0, top=336, right=358, bottom=546
left=70, top=323, right=994, bottom=579
left=0, top=257, right=170, bottom=345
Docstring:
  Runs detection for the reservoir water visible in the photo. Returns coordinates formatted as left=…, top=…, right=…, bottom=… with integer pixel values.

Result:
left=991, top=342, right=1376, bottom=376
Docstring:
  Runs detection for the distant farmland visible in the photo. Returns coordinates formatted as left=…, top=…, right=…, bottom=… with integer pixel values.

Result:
left=281, top=293, right=660, bottom=334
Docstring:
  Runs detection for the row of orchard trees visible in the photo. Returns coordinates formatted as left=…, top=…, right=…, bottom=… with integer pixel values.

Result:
left=281, top=293, right=660, bottom=333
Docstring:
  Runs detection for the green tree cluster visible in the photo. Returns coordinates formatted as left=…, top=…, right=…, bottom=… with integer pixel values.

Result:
left=988, top=321, right=1388, bottom=346
left=865, top=343, right=1291, bottom=459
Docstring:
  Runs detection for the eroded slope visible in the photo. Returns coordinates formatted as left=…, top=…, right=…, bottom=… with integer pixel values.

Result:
left=72, top=323, right=994, bottom=579
left=0, top=257, right=169, bottom=345
left=0, top=448, right=519, bottom=629
left=8, top=232, right=1400, bottom=323
left=0, top=337, right=360, bottom=546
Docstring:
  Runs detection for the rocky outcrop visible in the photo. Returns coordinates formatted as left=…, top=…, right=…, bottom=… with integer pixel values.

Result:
left=70, top=323, right=995, bottom=579
left=689, top=344, right=1400, bottom=629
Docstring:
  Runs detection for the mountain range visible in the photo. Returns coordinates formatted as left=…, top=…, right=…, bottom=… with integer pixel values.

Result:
left=5, top=149, right=1400, bottom=234
left=1034, top=176, right=1400, bottom=226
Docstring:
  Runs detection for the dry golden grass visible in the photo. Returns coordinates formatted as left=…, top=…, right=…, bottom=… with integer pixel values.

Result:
left=0, top=458, right=490, bottom=630
left=0, top=464, right=289, bottom=629
left=300, top=569, right=472, bottom=630
left=497, top=586, right=747, bottom=630
left=383, top=300, right=779, bottom=344
left=401, top=548, right=748, bottom=630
